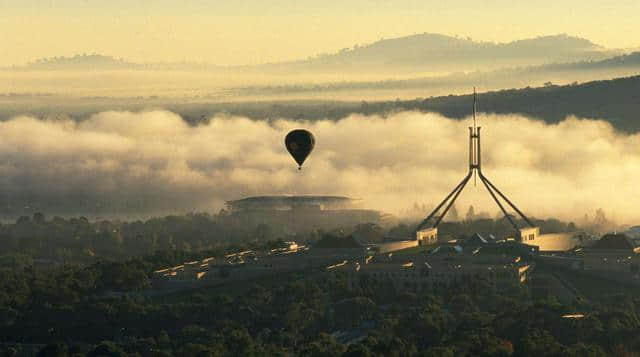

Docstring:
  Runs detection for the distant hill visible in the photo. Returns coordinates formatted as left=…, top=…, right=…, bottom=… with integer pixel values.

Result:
left=1, top=75, right=639, bottom=134
left=8, top=33, right=617, bottom=75
left=172, top=76, right=640, bottom=132
left=169, top=75, right=640, bottom=133
left=9, top=54, right=218, bottom=71
left=23, top=54, right=143, bottom=70
left=539, top=51, right=640, bottom=71
left=265, top=33, right=615, bottom=73
left=383, top=75, right=640, bottom=132
left=229, top=51, right=640, bottom=98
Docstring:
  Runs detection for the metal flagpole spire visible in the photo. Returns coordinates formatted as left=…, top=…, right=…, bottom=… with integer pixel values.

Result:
left=473, top=87, right=477, bottom=186
left=473, top=87, right=477, bottom=130
left=415, top=87, right=535, bottom=234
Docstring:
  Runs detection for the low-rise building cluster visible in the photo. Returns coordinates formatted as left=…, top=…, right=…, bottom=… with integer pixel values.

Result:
left=330, top=243, right=533, bottom=293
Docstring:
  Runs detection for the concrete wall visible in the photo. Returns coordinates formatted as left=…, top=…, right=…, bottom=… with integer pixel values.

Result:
left=340, top=262, right=530, bottom=293
left=529, top=232, right=579, bottom=252
left=375, top=240, right=419, bottom=254
left=519, top=227, right=540, bottom=242
left=416, top=227, right=438, bottom=245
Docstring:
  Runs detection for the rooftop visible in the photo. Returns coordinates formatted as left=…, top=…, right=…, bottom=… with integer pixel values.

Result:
left=226, top=195, right=358, bottom=211
left=591, top=233, right=637, bottom=250
left=228, top=195, right=353, bottom=205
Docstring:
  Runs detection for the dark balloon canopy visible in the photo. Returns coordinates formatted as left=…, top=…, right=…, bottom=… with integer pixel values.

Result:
left=285, top=129, right=315, bottom=169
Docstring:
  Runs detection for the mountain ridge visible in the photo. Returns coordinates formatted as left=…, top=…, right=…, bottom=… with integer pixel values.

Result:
left=8, top=33, right=616, bottom=72
left=388, top=74, right=640, bottom=132
left=263, top=33, right=614, bottom=72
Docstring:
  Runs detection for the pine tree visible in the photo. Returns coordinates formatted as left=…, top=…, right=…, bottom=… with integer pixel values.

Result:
left=466, top=205, right=475, bottom=221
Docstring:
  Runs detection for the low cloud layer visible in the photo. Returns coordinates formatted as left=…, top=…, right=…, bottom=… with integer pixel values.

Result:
left=0, top=110, right=638, bottom=223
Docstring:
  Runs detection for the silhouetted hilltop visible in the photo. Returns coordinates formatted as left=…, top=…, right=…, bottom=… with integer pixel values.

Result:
left=273, top=33, right=613, bottom=72
left=11, top=54, right=218, bottom=71
left=231, top=50, right=640, bottom=97
left=541, top=51, right=640, bottom=71
left=25, top=54, right=142, bottom=70
left=386, top=74, right=640, bottom=132
left=8, top=34, right=617, bottom=74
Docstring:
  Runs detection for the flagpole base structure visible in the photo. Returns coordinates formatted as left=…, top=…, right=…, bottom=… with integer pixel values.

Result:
left=415, top=89, right=536, bottom=244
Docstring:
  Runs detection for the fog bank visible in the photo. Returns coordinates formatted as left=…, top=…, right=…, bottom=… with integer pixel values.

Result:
left=0, top=110, right=637, bottom=223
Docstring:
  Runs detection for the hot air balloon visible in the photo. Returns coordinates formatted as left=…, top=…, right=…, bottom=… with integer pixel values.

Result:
left=285, top=129, right=315, bottom=169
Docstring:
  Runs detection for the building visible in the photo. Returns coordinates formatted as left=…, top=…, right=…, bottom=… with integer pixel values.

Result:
left=225, top=195, right=388, bottom=234
left=152, top=256, right=215, bottom=281
left=151, top=246, right=355, bottom=291
left=583, top=233, right=640, bottom=273
left=373, top=239, right=420, bottom=254
left=516, top=226, right=594, bottom=252
left=518, top=227, right=539, bottom=242
left=333, top=246, right=533, bottom=293
left=416, top=227, right=438, bottom=245
left=463, top=233, right=491, bottom=248
left=227, top=195, right=354, bottom=211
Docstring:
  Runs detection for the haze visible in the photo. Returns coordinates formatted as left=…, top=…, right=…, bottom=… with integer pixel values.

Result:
left=1, top=0, right=640, bottom=225
left=2, top=0, right=639, bottom=67
left=0, top=110, right=637, bottom=225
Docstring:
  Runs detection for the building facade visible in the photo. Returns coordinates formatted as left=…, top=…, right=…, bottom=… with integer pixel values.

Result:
left=334, top=252, right=532, bottom=293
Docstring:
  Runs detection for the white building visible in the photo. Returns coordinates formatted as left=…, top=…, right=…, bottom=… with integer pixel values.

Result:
left=416, top=227, right=438, bottom=245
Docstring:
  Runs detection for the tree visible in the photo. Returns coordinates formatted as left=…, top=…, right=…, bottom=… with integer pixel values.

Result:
left=352, top=223, right=383, bottom=243
left=419, top=346, right=454, bottom=357
left=466, top=205, right=475, bottom=221
left=342, top=344, right=373, bottom=357
left=87, top=342, right=126, bottom=357
left=253, top=223, right=274, bottom=241
left=387, top=224, right=411, bottom=239
left=33, top=212, right=45, bottom=224
left=224, top=328, right=256, bottom=356
left=2, top=347, right=17, bottom=357
left=299, top=334, right=345, bottom=357
left=594, top=208, right=606, bottom=225
left=334, top=297, right=376, bottom=329
left=468, top=330, right=513, bottom=357
left=177, top=344, right=216, bottom=357
left=0, top=307, right=18, bottom=327
left=448, top=204, right=459, bottom=221
left=36, top=343, right=68, bottom=357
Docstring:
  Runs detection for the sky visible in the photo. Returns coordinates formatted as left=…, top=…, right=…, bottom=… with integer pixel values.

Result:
left=1, top=0, right=639, bottom=66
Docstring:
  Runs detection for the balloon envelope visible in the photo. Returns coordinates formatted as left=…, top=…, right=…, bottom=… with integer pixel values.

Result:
left=285, top=129, right=315, bottom=169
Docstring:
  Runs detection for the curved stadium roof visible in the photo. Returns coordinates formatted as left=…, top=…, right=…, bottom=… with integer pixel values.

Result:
left=227, top=195, right=355, bottom=209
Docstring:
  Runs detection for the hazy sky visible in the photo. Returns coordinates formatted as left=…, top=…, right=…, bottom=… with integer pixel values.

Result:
left=1, top=0, right=639, bottom=66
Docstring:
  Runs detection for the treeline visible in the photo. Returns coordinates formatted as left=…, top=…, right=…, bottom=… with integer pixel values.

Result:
left=199, top=74, right=640, bottom=133
left=192, top=74, right=640, bottom=133
left=4, top=73, right=639, bottom=133
left=0, top=210, right=581, bottom=266
left=366, top=74, right=640, bottom=132
left=0, top=211, right=304, bottom=265
left=2, top=256, right=640, bottom=356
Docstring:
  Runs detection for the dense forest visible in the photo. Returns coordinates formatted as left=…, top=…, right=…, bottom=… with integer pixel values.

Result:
left=0, top=212, right=605, bottom=356
left=2, top=242, right=640, bottom=356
